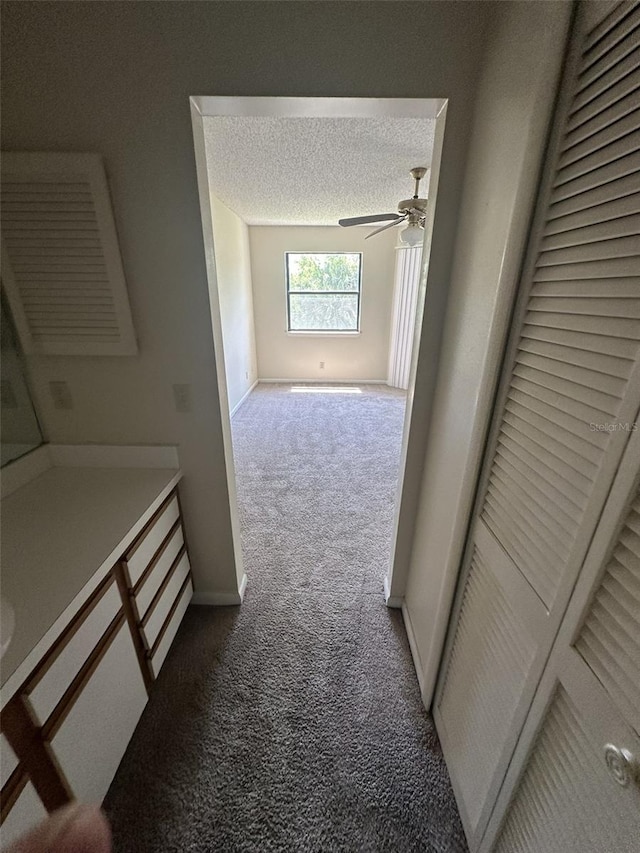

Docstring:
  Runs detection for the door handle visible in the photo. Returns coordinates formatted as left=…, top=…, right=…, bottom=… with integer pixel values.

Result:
left=604, top=744, right=639, bottom=788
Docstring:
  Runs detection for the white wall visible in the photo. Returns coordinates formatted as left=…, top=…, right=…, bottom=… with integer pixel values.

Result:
left=1, top=301, right=44, bottom=465
left=210, top=196, right=258, bottom=414
left=1, top=0, right=491, bottom=602
left=400, top=1, right=572, bottom=704
left=250, top=226, right=396, bottom=382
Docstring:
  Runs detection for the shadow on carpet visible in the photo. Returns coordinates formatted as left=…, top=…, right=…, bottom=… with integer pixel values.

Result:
left=104, top=385, right=467, bottom=852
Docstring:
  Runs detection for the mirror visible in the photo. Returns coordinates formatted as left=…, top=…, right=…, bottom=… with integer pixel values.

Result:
left=1, top=289, right=44, bottom=466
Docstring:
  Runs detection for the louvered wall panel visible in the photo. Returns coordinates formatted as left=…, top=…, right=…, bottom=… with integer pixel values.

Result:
left=480, top=3, right=640, bottom=607
left=494, top=687, right=640, bottom=852
left=1, top=153, right=137, bottom=356
left=2, top=180, right=117, bottom=342
left=575, top=488, right=640, bottom=725
left=437, top=548, right=536, bottom=827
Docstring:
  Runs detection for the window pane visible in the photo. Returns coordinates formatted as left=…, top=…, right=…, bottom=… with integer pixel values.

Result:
left=289, top=293, right=359, bottom=331
left=287, top=253, right=360, bottom=292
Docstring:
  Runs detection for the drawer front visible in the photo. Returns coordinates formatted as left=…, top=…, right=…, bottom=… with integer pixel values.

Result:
left=49, top=622, right=147, bottom=803
left=142, top=552, right=191, bottom=650
left=0, top=777, right=47, bottom=846
left=0, top=735, right=18, bottom=789
left=24, top=581, right=122, bottom=727
left=134, top=524, right=184, bottom=617
left=125, top=495, right=180, bottom=586
left=150, top=578, right=193, bottom=679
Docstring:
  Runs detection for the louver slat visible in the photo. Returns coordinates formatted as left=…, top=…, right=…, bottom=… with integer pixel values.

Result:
left=438, top=550, right=536, bottom=828
left=1, top=153, right=137, bottom=356
left=582, top=1, right=639, bottom=57
left=513, top=358, right=620, bottom=423
left=545, top=193, right=640, bottom=236
left=540, top=212, right=640, bottom=249
left=565, top=92, right=640, bottom=153
left=560, top=109, right=639, bottom=171
left=495, top=688, right=640, bottom=852
left=518, top=334, right=634, bottom=379
left=485, top=307, right=640, bottom=605
left=479, top=2, right=640, bottom=607
left=489, top=465, right=574, bottom=554
left=549, top=149, right=640, bottom=204
left=548, top=170, right=640, bottom=219
left=530, top=276, right=640, bottom=298
left=556, top=123, right=640, bottom=185
left=498, top=428, right=587, bottom=514
left=536, top=235, right=639, bottom=265
left=578, top=20, right=640, bottom=91
left=567, top=66, right=640, bottom=133
left=575, top=492, right=640, bottom=723
left=571, top=49, right=640, bottom=117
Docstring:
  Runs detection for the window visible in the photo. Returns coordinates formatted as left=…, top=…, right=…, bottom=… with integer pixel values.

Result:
left=286, top=252, right=362, bottom=332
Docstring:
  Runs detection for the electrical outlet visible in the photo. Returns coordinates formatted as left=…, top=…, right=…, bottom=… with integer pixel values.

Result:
left=319, top=361, right=325, bottom=369
left=173, top=383, right=192, bottom=413
left=49, top=380, right=73, bottom=410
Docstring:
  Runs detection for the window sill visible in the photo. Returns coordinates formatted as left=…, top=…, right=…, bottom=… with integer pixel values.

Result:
left=286, top=331, right=361, bottom=337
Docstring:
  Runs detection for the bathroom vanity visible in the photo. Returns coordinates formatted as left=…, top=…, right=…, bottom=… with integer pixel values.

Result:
left=0, top=446, right=193, bottom=845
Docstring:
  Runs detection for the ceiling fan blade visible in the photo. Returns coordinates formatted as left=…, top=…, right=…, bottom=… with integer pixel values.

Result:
left=365, top=214, right=407, bottom=239
left=338, top=213, right=402, bottom=227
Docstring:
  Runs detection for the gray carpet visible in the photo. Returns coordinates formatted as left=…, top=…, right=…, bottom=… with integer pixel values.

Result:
left=104, top=383, right=467, bottom=853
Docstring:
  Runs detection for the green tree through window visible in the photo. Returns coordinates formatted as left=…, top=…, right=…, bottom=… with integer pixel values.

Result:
left=286, top=253, right=361, bottom=331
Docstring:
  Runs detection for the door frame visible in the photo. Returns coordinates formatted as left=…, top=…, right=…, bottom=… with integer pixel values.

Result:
left=189, top=95, right=447, bottom=604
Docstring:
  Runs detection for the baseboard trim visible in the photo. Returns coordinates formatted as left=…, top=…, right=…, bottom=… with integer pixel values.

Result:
left=384, top=574, right=403, bottom=608
left=402, top=601, right=426, bottom=697
left=257, top=378, right=389, bottom=385
left=230, top=381, right=258, bottom=417
left=191, top=573, right=247, bottom=606
left=237, top=571, right=248, bottom=602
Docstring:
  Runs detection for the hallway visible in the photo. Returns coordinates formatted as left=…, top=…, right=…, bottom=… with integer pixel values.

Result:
left=104, top=384, right=466, bottom=852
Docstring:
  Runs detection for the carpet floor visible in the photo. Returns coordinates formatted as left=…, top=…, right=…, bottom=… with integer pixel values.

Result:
left=104, top=383, right=467, bottom=853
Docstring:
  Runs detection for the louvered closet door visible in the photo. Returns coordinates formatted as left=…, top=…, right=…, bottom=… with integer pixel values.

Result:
left=433, top=3, right=640, bottom=850
left=487, top=423, right=640, bottom=853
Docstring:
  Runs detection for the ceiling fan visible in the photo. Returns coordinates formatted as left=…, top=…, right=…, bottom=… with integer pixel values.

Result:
left=338, top=166, right=428, bottom=247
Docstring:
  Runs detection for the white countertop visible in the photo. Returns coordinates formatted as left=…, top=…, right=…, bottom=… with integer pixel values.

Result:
left=1, top=465, right=181, bottom=689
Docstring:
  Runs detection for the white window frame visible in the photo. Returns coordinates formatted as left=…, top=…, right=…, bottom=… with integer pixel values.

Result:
left=285, top=251, right=362, bottom=334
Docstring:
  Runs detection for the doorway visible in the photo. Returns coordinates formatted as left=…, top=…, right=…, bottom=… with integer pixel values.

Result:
left=190, top=96, right=448, bottom=604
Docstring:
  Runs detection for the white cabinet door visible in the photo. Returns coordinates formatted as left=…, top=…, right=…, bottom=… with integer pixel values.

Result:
left=486, top=422, right=640, bottom=852
left=48, top=622, right=147, bottom=803
left=0, top=779, right=47, bottom=847
left=433, top=2, right=640, bottom=847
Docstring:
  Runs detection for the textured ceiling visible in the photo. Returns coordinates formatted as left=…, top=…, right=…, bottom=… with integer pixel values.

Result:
left=203, top=116, right=436, bottom=226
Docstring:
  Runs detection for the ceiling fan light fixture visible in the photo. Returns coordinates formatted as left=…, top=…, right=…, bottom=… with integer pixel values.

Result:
left=400, top=222, right=423, bottom=247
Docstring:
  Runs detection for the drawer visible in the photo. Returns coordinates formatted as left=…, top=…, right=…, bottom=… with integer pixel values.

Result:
left=0, top=776, right=47, bottom=847
left=134, top=524, right=184, bottom=618
left=1, top=734, right=18, bottom=789
left=23, top=578, right=122, bottom=727
left=48, top=622, right=147, bottom=803
left=124, top=494, right=180, bottom=586
left=141, top=551, right=191, bottom=650
left=150, top=578, right=193, bottom=679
